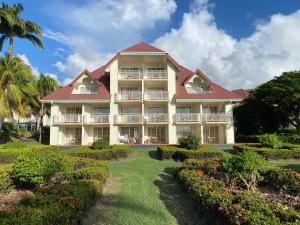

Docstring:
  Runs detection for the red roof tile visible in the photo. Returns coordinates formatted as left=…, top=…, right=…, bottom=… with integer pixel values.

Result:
left=232, top=89, right=253, bottom=99
left=122, top=42, right=164, bottom=52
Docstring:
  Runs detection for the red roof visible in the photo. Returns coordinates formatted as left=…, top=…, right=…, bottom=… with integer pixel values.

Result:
left=42, top=66, right=110, bottom=101
left=232, top=89, right=253, bottom=99
left=122, top=42, right=164, bottom=52
left=43, top=42, right=241, bottom=101
left=175, top=65, right=241, bottom=100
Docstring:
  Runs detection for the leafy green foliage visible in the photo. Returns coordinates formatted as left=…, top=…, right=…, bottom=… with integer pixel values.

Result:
left=10, top=149, right=72, bottom=185
left=259, top=134, right=282, bottom=149
left=178, top=134, right=199, bottom=150
left=90, top=139, right=111, bottom=150
left=183, top=159, right=221, bottom=174
left=0, top=141, right=26, bottom=149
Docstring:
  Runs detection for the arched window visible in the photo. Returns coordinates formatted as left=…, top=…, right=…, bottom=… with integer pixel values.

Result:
left=186, top=75, right=211, bottom=94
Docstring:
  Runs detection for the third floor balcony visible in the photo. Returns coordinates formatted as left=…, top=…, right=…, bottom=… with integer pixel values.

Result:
left=144, top=91, right=169, bottom=101
left=115, top=91, right=142, bottom=102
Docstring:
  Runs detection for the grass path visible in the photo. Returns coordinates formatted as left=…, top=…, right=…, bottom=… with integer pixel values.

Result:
left=82, top=151, right=208, bottom=225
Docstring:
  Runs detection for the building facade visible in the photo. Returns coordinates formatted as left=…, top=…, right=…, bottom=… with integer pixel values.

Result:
left=42, top=42, right=242, bottom=145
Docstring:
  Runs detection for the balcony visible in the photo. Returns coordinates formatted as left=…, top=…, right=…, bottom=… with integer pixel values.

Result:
left=84, top=114, right=109, bottom=124
left=144, top=91, right=169, bottom=101
left=175, top=113, right=201, bottom=123
left=115, top=91, right=142, bottom=102
left=53, top=114, right=82, bottom=125
left=119, top=69, right=142, bottom=80
left=144, top=113, right=169, bottom=123
left=202, top=113, right=232, bottom=123
left=115, top=114, right=143, bottom=124
left=144, top=69, right=167, bottom=80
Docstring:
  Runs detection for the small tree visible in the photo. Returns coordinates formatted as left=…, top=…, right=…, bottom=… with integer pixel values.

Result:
left=259, top=134, right=282, bottom=149
left=222, top=150, right=266, bottom=192
left=178, top=134, right=199, bottom=150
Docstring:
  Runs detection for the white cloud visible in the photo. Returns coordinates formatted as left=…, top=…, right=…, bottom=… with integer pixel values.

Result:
left=154, top=1, right=300, bottom=89
left=17, top=54, right=40, bottom=77
left=45, top=0, right=176, bottom=82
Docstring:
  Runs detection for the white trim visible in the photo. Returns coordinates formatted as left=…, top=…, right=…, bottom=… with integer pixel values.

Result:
left=176, top=98, right=242, bottom=103
left=41, top=99, right=110, bottom=103
left=120, top=52, right=166, bottom=56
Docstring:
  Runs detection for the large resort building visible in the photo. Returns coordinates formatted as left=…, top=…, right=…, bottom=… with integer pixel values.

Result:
left=42, top=42, right=242, bottom=145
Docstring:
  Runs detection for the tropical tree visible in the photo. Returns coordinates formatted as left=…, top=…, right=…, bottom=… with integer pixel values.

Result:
left=234, top=71, right=300, bottom=134
left=32, top=74, right=58, bottom=142
left=0, top=3, right=43, bottom=56
left=0, top=54, right=36, bottom=131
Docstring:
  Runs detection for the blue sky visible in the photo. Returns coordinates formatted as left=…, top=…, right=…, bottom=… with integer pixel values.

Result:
left=4, top=0, right=300, bottom=89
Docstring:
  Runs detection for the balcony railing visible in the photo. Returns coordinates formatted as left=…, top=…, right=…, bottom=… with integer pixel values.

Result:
left=53, top=114, right=82, bottom=124
left=144, top=69, right=167, bottom=80
left=202, top=113, right=232, bottom=123
left=119, top=70, right=142, bottom=80
left=115, top=114, right=143, bottom=124
left=115, top=91, right=142, bottom=101
left=84, top=114, right=109, bottom=124
left=144, top=91, right=169, bottom=101
left=175, top=113, right=201, bottom=123
left=144, top=113, right=169, bottom=123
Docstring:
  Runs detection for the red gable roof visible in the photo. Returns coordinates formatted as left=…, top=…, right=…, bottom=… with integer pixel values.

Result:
left=232, top=89, right=253, bottom=99
left=175, top=65, right=241, bottom=100
left=122, top=42, right=164, bottom=52
left=42, top=66, right=110, bottom=101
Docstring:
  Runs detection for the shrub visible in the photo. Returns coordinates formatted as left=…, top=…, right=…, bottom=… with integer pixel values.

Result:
left=259, top=134, right=282, bottom=149
left=90, top=139, right=111, bottom=150
left=183, top=159, right=221, bottom=174
left=10, top=149, right=73, bottom=186
left=178, top=169, right=300, bottom=225
left=0, top=141, right=27, bottom=149
left=221, top=151, right=266, bottom=191
left=279, top=134, right=300, bottom=144
left=235, top=134, right=260, bottom=143
left=157, top=145, right=224, bottom=161
left=178, top=134, right=199, bottom=150
left=17, top=128, right=32, bottom=138
left=260, top=167, right=300, bottom=194
left=0, top=164, right=13, bottom=193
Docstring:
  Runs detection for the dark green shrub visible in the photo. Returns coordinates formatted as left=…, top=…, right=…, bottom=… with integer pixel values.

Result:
left=235, top=134, right=260, bottom=143
left=259, top=134, right=282, bottom=149
left=17, top=128, right=32, bottom=138
left=183, top=159, right=221, bottom=174
left=0, top=141, right=27, bottom=149
left=279, top=134, right=300, bottom=144
left=10, top=149, right=72, bottom=185
left=178, top=134, right=199, bottom=150
left=90, top=139, right=111, bottom=150
left=0, top=164, right=13, bottom=193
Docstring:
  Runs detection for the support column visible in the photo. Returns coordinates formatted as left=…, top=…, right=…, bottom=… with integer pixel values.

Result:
left=199, top=103, right=204, bottom=144
left=142, top=79, right=145, bottom=144
left=81, top=104, right=85, bottom=145
left=225, top=104, right=235, bottom=144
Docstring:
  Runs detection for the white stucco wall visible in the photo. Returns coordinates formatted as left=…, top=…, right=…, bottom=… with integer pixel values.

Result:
left=167, top=63, right=177, bottom=144
left=225, top=104, right=235, bottom=144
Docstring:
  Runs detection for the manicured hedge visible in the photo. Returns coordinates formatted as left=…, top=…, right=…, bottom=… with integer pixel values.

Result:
left=63, top=145, right=131, bottom=161
left=235, top=134, right=260, bottom=143
left=157, top=145, right=225, bottom=161
left=0, top=145, right=58, bottom=163
left=178, top=169, right=300, bottom=225
left=234, top=144, right=300, bottom=160
left=0, top=156, right=108, bottom=224
left=236, top=133, right=300, bottom=144
left=0, top=164, right=13, bottom=193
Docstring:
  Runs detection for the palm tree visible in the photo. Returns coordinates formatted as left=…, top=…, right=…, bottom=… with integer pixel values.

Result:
left=33, top=74, right=58, bottom=142
left=0, top=3, right=43, bottom=56
left=0, top=54, right=37, bottom=131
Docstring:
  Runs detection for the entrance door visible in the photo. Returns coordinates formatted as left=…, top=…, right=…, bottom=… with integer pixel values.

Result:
left=148, top=126, right=165, bottom=144
left=65, top=128, right=82, bottom=145
left=204, top=126, right=219, bottom=144
left=120, top=127, right=140, bottom=144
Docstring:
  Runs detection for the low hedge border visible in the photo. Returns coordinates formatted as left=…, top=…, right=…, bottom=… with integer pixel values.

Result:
left=234, top=144, right=300, bottom=160
left=0, top=157, right=108, bottom=224
left=178, top=169, right=300, bottom=225
left=63, top=145, right=131, bottom=161
left=157, top=145, right=225, bottom=161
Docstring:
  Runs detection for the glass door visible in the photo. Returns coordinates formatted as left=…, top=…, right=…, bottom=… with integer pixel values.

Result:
left=148, top=126, right=165, bottom=144
left=120, top=127, right=140, bottom=144
left=65, top=128, right=81, bottom=145
left=204, top=126, right=219, bottom=144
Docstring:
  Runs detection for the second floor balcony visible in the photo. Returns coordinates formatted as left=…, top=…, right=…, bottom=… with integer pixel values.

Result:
left=115, top=114, right=143, bottom=124
left=202, top=113, right=232, bottom=123
left=115, top=91, right=142, bottom=102
left=144, top=113, right=169, bottom=123
left=84, top=114, right=110, bottom=124
left=53, top=114, right=82, bottom=125
left=144, top=91, right=169, bottom=101
left=175, top=113, right=201, bottom=123
left=144, top=69, right=167, bottom=80
left=119, top=69, right=142, bottom=80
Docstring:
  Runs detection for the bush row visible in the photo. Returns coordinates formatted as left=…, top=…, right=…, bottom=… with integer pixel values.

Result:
left=157, top=145, right=225, bottom=161
left=63, top=145, right=131, bottom=161
left=234, top=144, right=300, bottom=160
left=0, top=154, right=109, bottom=224
left=236, top=133, right=300, bottom=144
left=178, top=169, right=300, bottom=225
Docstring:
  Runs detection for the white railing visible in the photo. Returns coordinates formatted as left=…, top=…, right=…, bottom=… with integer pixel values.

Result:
left=119, top=70, right=142, bottom=80
left=202, top=113, right=232, bottom=122
left=115, top=91, right=142, bottom=101
left=115, top=114, right=143, bottom=124
left=175, top=113, right=201, bottom=123
left=144, top=91, right=169, bottom=101
left=79, top=86, right=98, bottom=94
left=53, top=114, right=82, bottom=124
left=84, top=114, right=109, bottom=124
left=144, top=113, right=169, bottom=123
left=144, top=69, right=167, bottom=79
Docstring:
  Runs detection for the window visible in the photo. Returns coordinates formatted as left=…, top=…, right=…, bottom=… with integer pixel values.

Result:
left=80, top=86, right=98, bottom=94
left=148, top=126, right=165, bottom=144
left=176, top=126, right=192, bottom=138
left=120, top=127, right=140, bottom=144
left=186, top=76, right=211, bottom=94
left=176, top=107, right=191, bottom=114
left=76, top=77, right=98, bottom=94
left=94, top=127, right=109, bottom=142
left=121, top=107, right=139, bottom=114
left=66, top=107, right=82, bottom=114
left=94, top=107, right=110, bottom=114
left=202, top=106, right=218, bottom=114
left=65, top=128, right=81, bottom=145
left=120, top=68, right=140, bottom=79
left=204, top=126, right=219, bottom=143
left=147, top=107, right=165, bottom=113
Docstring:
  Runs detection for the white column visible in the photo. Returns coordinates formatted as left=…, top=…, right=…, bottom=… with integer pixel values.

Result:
left=225, top=104, right=235, bottom=144
left=81, top=104, right=85, bottom=145
left=167, top=64, right=177, bottom=144
left=199, top=103, right=203, bottom=144
left=50, top=103, right=59, bottom=145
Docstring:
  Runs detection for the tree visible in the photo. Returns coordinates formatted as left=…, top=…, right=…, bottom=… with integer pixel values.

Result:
left=33, top=74, right=58, bottom=142
left=0, top=3, right=43, bottom=56
left=0, top=54, right=36, bottom=131
left=234, top=71, right=300, bottom=134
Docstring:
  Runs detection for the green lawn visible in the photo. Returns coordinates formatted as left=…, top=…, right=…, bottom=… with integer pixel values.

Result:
left=268, top=159, right=300, bottom=172
left=83, top=150, right=208, bottom=225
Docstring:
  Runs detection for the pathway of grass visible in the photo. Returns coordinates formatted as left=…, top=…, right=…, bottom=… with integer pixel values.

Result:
left=83, top=150, right=208, bottom=225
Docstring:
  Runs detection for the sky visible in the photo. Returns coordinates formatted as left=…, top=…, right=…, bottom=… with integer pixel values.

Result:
left=4, top=0, right=300, bottom=89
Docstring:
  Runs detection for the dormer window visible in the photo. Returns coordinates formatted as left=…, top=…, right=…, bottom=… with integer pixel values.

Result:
left=185, top=75, right=211, bottom=94
left=72, top=75, right=98, bottom=94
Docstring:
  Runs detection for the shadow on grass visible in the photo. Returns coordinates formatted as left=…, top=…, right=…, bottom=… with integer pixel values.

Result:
left=154, top=167, right=210, bottom=225
left=279, top=164, right=300, bottom=172
left=148, top=150, right=160, bottom=160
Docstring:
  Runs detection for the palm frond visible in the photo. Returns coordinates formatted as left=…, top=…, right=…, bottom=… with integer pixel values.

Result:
left=22, top=33, right=43, bottom=49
